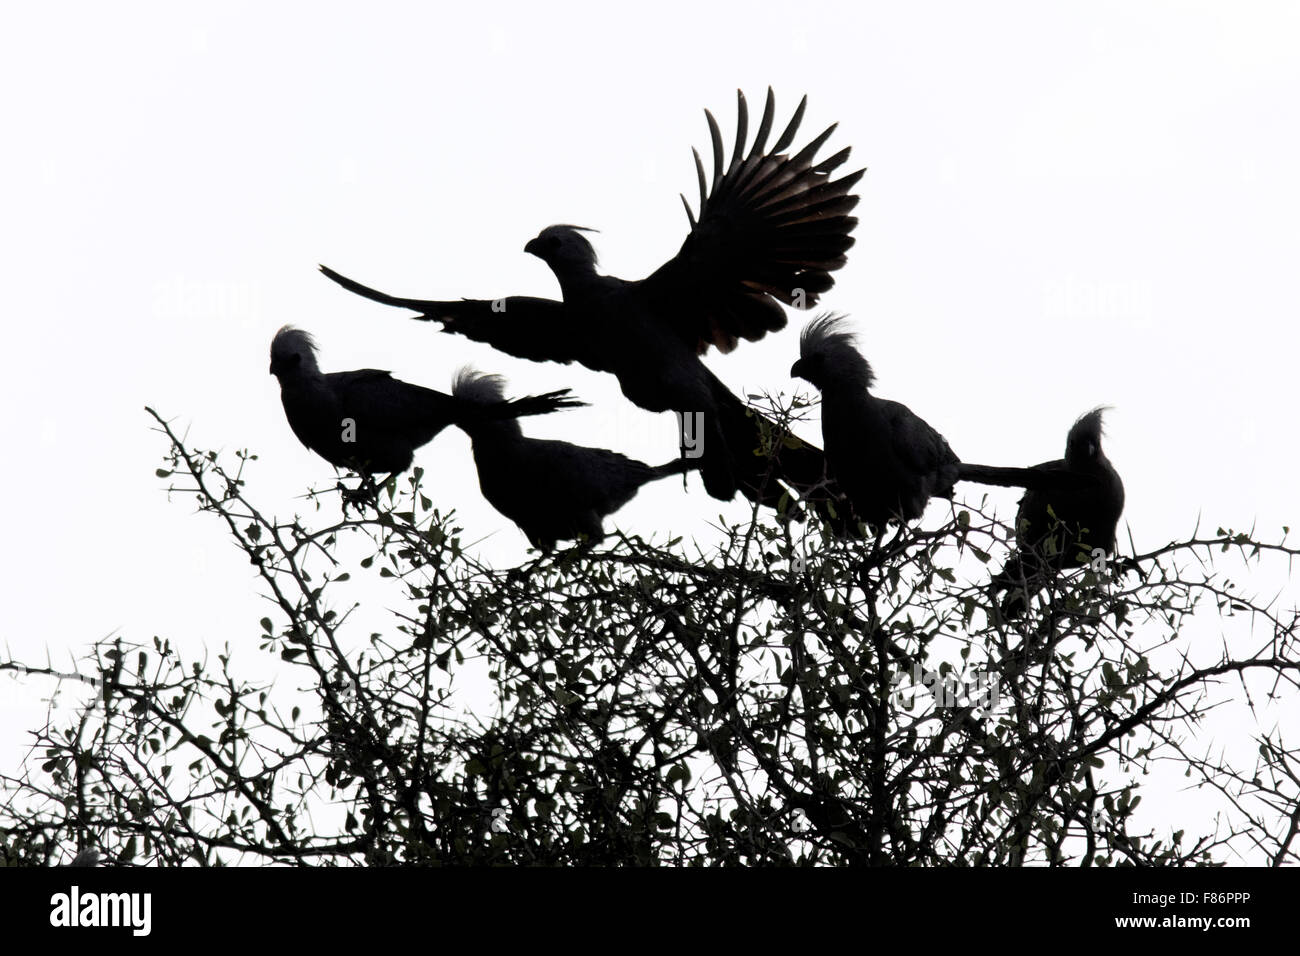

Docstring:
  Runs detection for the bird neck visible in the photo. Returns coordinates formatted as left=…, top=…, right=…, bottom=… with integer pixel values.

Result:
left=1067, top=451, right=1109, bottom=474
left=278, top=369, right=325, bottom=392
left=820, top=380, right=874, bottom=407
left=465, top=417, right=524, bottom=442
left=549, top=261, right=601, bottom=297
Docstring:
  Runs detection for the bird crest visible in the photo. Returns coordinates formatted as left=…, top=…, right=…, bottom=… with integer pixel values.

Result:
left=1066, top=406, right=1112, bottom=464
left=269, top=325, right=321, bottom=376
left=452, top=367, right=510, bottom=405
left=798, top=313, right=875, bottom=389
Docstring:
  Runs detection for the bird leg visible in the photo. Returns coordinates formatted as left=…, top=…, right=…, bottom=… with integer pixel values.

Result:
left=337, top=472, right=386, bottom=514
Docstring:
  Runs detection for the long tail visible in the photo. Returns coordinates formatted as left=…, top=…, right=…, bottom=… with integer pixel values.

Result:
left=957, top=463, right=1047, bottom=488
left=703, top=368, right=861, bottom=536
left=706, top=370, right=815, bottom=500
left=319, top=265, right=436, bottom=314
left=650, top=457, right=702, bottom=481
left=489, top=389, right=587, bottom=420
left=957, top=462, right=1098, bottom=491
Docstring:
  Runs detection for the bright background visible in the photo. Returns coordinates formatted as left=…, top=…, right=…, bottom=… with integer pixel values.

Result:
left=2, top=1, right=1296, bottom=859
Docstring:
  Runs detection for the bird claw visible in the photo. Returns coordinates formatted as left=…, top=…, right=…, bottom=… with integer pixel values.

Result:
left=338, top=477, right=380, bottom=514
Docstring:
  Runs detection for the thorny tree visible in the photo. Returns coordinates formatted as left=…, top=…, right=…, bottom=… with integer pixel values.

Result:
left=1, top=405, right=1298, bottom=866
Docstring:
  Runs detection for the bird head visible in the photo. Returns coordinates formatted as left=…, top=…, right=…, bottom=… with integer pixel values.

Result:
left=524, top=224, right=599, bottom=273
left=269, top=325, right=321, bottom=380
left=1065, top=406, right=1110, bottom=467
left=791, top=313, right=874, bottom=392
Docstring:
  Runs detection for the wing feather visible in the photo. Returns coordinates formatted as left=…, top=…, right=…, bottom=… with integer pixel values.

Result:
left=638, top=88, right=863, bottom=354
left=319, top=265, right=578, bottom=366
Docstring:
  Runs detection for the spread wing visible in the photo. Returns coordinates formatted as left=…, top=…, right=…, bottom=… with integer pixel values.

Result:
left=318, top=265, right=580, bottom=366
left=639, top=88, right=863, bottom=355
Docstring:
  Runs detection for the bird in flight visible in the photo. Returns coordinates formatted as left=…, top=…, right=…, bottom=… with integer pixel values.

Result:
left=319, top=88, right=862, bottom=525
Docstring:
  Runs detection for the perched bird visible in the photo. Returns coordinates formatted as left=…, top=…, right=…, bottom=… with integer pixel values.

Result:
left=790, top=315, right=961, bottom=531
left=990, top=408, right=1126, bottom=619
left=268, top=326, right=581, bottom=487
left=452, top=369, right=696, bottom=552
left=790, top=315, right=1115, bottom=537
left=319, top=88, right=861, bottom=519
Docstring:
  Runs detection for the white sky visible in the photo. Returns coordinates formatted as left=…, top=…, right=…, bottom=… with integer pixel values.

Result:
left=1, top=2, right=1297, bottom=855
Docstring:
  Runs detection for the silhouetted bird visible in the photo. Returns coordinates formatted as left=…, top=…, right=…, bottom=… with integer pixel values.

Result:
left=319, top=88, right=861, bottom=518
left=791, top=315, right=961, bottom=531
left=269, top=326, right=581, bottom=488
left=790, top=315, right=1114, bottom=537
left=990, top=408, right=1126, bottom=619
left=453, top=369, right=696, bottom=552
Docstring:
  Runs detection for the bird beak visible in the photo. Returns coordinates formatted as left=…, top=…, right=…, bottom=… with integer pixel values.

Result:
left=524, top=238, right=541, bottom=257
left=789, top=360, right=804, bottom=380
